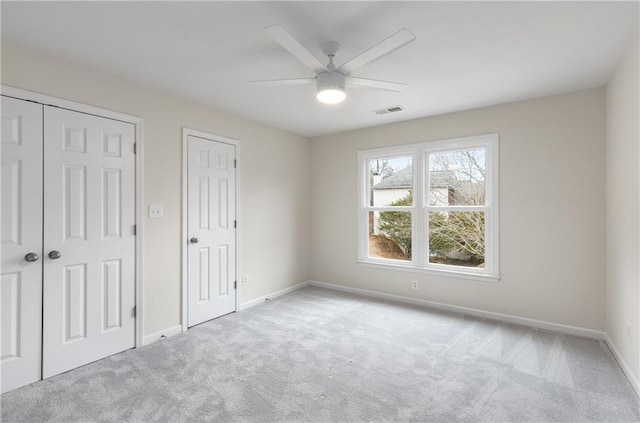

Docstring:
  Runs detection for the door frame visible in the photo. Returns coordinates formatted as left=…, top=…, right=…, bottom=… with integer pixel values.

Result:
left=181, top=128, right=240, bottom=332
left=1, top=85, right=146, bottom=348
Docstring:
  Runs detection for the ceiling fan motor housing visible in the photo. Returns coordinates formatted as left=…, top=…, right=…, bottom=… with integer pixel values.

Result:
left=317, top=71, right=345, bottom=91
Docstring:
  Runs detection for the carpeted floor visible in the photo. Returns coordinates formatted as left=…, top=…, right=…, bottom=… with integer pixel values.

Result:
left=1, top=286, right=639, bottom=422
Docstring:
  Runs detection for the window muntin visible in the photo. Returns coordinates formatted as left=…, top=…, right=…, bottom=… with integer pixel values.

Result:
left=357, top=134, right=499, bottom=280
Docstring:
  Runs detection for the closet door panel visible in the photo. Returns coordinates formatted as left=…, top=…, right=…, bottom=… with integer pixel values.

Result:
left=42, top=106, right=136, bottom=378
left=0, top=96, right=43, bottom=393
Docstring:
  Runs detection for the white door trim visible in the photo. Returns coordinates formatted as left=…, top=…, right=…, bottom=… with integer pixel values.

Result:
left=1, top=85, right=146, bottom=348
left=181, top=128, right=240, bottom=333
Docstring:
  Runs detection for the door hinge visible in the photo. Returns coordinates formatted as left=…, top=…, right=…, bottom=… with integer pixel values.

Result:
left=234, top=159, right=237, bottom=168
left=234, top=220, right=237, bottom=229
left=133, top=224, right=137, bottom=235
left=132, top=306, right=136, bottom=317
left=234, top=281, right=237, bottom=289
left=134, top=143, right=137, bottom=154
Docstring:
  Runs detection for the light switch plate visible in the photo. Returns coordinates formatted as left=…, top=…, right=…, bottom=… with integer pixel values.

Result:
left=148, top=205, right=164, bottom=218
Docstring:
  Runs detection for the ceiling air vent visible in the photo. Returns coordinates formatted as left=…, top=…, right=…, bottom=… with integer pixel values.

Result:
left=374, top=105, right=404, bottom=115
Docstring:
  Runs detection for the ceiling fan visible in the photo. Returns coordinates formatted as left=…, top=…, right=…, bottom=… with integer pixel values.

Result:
left=249, top=25, right=416, bottom=104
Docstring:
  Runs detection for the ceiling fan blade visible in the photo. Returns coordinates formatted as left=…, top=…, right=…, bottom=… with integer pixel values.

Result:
left=264, top=25, right=326, bottom=74
left=346, top=76, right=407, bottom=92
left=338, top=29, right=416, bottom=75
left=247, top=78, right=315, bottom=86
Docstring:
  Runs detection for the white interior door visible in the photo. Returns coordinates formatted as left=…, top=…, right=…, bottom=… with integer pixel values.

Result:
left=187, top=135, right=236, bottom=327
left=42, top=106, right=136, bottom=378
left=1, top=96, right=43, bottom=393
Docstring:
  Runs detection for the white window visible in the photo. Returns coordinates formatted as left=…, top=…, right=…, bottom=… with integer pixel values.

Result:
left=357, top=133, right=499, bottom=282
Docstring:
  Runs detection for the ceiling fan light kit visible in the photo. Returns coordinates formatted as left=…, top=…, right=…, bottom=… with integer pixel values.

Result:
left=316, top=71, right=346, bottom=104
left=251, top=25, right=416, bottom=105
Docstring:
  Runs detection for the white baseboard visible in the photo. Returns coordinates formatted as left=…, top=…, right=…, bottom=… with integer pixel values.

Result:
left=308, top=280, right=605, bottom=340
left=142, top=324, right=183, bottom=346
left=239, top=281, right=310, bottom=311
left=604, top=333, right=640, bottom=396
left=145, top=282, right=311, bottom=345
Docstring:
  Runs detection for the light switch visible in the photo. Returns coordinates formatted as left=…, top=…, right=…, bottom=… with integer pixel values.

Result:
left=148, top=205, right=164, bottom=218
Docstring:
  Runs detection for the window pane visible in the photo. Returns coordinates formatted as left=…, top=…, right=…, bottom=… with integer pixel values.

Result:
left=369, top=156, right=413, bottom=207
left=368, top=211, right=411, bottom=261
left=428, top=148, right=485, bottom=206
left=428, top=211, right=484, bottom=268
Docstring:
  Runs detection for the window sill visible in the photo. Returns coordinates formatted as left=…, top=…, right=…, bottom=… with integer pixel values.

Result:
left=356, top=259, right=500, bottom=283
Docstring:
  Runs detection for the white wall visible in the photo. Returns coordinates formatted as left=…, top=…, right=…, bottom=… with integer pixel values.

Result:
left=606, top=36, right=639, bottom=387
left=1, top=42, right=311, bottom=336
left=311, top=89, right=606, bottom=331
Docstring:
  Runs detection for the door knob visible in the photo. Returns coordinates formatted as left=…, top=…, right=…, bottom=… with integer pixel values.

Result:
left=190, top=237, right=199, bottom=244
left=48, top=250, right=62, bottom=260
left=25, top=252, right=40, bottom=262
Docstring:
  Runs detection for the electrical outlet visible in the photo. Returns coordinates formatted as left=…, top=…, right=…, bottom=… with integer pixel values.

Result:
left=148, top=205, right=164, bottom=218
left=626, top=322, right=632, bottom=342
left=411, top=280, right=419, bottom=290
left=242, top=275, right=249, bottom=286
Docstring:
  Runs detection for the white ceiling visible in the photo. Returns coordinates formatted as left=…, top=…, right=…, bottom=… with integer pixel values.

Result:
left=2, top=1, right=638, bottom=138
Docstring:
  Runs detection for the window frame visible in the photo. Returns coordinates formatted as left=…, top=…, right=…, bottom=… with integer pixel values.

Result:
left=357, top=133, right=499, bottom=282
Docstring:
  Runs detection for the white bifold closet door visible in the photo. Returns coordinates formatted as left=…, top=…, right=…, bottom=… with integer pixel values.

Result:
left=1, top=96, right=136, bottom=392
left=1, top=97, right=44, bottom=393
left=42, top=106, right=136, bottom=378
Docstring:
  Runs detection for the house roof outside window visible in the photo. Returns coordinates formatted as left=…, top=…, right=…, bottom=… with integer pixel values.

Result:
left=372, top=165, right=456, bottom=190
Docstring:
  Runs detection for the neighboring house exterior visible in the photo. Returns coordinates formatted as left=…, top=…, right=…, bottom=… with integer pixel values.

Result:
left=371, top=165, right=484, bottom=262
left=372, top=166, right=469, bottom=207
left=371, top=165, right=413, bottom=208
left=371, top=166, right=463, bottom=234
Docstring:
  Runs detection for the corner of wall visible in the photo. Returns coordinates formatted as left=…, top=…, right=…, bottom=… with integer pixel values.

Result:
left=604, top=32, right=640, bottom=393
